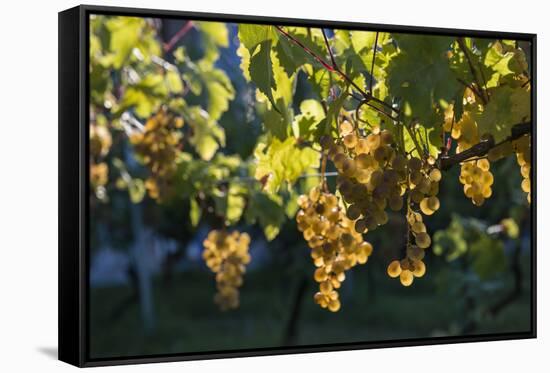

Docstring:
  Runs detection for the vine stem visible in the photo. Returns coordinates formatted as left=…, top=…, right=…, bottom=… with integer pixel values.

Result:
left=405, top=122, right=426, bottom=161
left=164, top=21, right=194, bottom=53
left=369, top=32, right=379, bottom=92
left=274, top=26, right=335, bottom=72
left=438, top=122, right=531, bottom=170
left=457, top=38, right=488, bottom=105
left=320, top=152, right=329, bottom=192
left=275, top=26, right=398, bottom=119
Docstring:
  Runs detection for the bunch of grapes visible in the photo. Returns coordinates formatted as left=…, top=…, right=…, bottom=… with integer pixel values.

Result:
left=459, top=159, right=494, bottom=206
left=90, top=122, right=112, bottom=197
left=296, top=186, right=374, bottom=312
left=408, top=156, right=441, bottom=216
left=513, top=134, right=531, bottom=203
left=386, top=209, right=428, bottom=286
left=202, top=229, right=251, bottom=311
left=444, top=111, right=495, bottom=206
left=129, top=107, right=184, bottom=200
left=90, top=122, right=112, bottom=159
left=321, top=122, right=408, bottom=235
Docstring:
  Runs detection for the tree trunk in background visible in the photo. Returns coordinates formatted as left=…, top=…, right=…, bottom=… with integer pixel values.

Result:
left=125, top=146, right=156, bottom=334
left=282, top=275, right=308, bottom=346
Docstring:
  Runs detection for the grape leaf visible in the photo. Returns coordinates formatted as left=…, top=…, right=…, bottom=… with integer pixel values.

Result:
left=388, top=35, right=458, bottom=128
left=186, top=106, right=226, bottom=160
left=469, top=235, right=507, bottom=280
left=199, top=65, right=235, bottom=121
left=195, top=21, right=229, bottom=48
left=292, top=99, right=326, bottom=140
left=474, top=85, right=530, bottom=142
left=254, top=137, right=320, bottom=193
left=213, top=183, right=247, bottom=225
left=249, top=40, right=279, bottom=111
left=245, top=191, right=285, bottom=241
left=189, top=198, right=202, bottom=227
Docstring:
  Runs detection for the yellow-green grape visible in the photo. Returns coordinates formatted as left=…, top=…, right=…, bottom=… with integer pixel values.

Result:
left=399, top=269, right=414, bottom=286
left=203, top=230, right=251, bottom=311
left=343, top=133, right=358, bottom=149
left=328, top=298, right=341, bottom=312
left=429, top=168, right=442, bottom=182
left=356, top=138, right=370, bottom=154
left=339, top=120, right=354, bottom=136
left=407, top=245, right=425, bottom=261
left=412, top=260, right=426, bottom=278
left=387, top=260, right=402, bottom=278
left=419, top=196, right=440, bottom=215
left=513, top=135, right=531, bottom=203
left=411, top=221, right=426, bottom=233
left=296, top=188, right=374, bottom=312
left=415, top=232, right=431, bottom=249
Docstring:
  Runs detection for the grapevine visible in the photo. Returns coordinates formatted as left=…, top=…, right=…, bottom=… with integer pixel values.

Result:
left=88, top=16, right=533, bottom=314
left=296, top=186, right=373, bottom=311
left=129, top=107, right=184, bottom=201
left=202, top=229, right=251, bottom=310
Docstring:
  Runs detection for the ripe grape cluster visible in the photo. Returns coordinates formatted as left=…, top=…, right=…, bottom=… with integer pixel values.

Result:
left=320, top=120, right=441, bottom=287
left=445, top=111, right=495, bottom=206
left=296, top=186, right=373, bottom=312
left=513, top=134, right=531, bottom=203
left=386, top=209, right=428, bottom=286
left=202, top=229, right=251, bottom=311
left=129, top=107, right=184, bottom=200
left=321, top=122, right=407, bottom=234
left=90, top=123, right=112, bottom=192
left=459, top=159, right=493, bottom=206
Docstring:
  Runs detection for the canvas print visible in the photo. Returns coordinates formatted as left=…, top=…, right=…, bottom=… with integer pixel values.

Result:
left=88, top=13, right=533, bottom=359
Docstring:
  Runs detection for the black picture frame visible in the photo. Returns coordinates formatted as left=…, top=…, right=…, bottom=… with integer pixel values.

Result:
left=59, top=4, right=537, bottom=367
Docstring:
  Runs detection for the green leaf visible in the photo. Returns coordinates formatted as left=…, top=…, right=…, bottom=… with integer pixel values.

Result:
left=196, top=21, right=229, bottom=48
left=237, top=43, right=251, bottom=81
left=292, top=99, right=326, bottom=140
left=200, top=66, right=236, bottom=121
left=245, top=191, right=285, bottom=241
left=213, top=183, right=247, bottom=225
left=105, top=16, right=161, bottom=68
left=433, top=216, right=468, bottom=261
left=474, top=85, right=530, bottom=142
left=119, top=73, right=168, bottom=118
left=275, top=36, right=311, bottom=76
left=128, top=178, right=146, bottom=203
left=106, top=17, right=144, bottom=68
left=189, top=198, right=202, bottom=227
left=166, top=70, right=183, bottom=94
left=388, top=35, right=458, bottom=128
left=263, top=104, right=292, bottom=140
left=238, top=24, right=278, bottom=53
left=469, top=235, right=507, bottom=280
left=254, top=137, right=320, bottom=194
left=186, top=106, right=226, bottom=160
left=271, top=52, right=294, bottom=107
left=249, top=40, right=279, bottom=111
left=317, top=90, right=348, bottom=138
